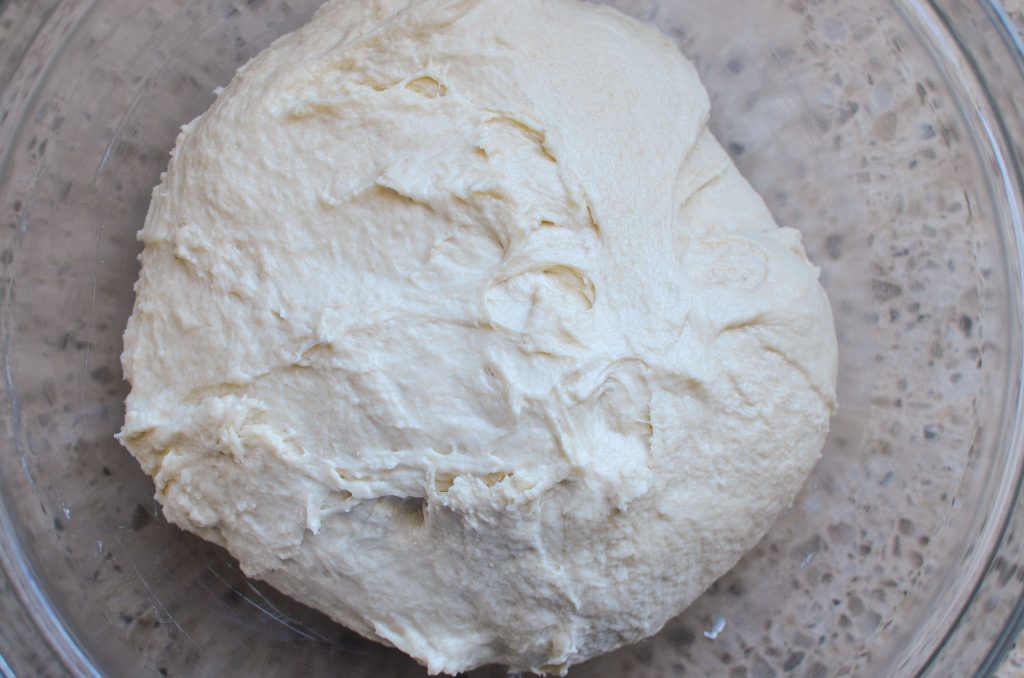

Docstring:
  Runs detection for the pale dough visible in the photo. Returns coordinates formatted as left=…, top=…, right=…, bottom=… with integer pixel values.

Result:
left=119, top=0, right=838, bottom=674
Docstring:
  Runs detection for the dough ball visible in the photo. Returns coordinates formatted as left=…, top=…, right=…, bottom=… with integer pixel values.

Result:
left=120, top=0, right=837, bottom=674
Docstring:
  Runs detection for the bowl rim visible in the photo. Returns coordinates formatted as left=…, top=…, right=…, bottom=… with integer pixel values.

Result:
left=928, top=0, right=1024, bottom=672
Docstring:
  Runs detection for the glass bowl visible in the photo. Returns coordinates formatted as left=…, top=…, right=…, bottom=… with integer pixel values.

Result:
left=1, top=0, right=1023, bottom=675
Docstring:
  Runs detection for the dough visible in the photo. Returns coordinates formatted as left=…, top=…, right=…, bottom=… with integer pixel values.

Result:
left=119, top=0, right=838, bottom=674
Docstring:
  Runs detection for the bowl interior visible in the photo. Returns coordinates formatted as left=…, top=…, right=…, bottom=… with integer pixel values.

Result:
left=0, top=0, right=1020, bottom=676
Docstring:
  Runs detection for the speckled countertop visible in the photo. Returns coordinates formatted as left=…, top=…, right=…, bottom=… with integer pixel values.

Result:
left=997, top=0, right=1024, bottom=661
left=998, top=4, right=1024, bottom=643
left=988, top=14, right=1024, bottom=678
left=997, top=24, right=1024, bottom=678
left=999, top=627, right=1024, bottom=675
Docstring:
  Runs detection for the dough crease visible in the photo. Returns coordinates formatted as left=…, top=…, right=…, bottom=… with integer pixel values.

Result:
left=120, top=0, right=838, bottom=674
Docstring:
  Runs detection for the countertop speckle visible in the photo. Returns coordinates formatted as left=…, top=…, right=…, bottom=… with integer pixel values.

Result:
left=1000, top=636, right=1024, bottom=678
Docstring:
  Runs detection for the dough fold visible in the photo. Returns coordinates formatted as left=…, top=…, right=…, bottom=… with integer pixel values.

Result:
left=120, top=0, right=838, bottom=673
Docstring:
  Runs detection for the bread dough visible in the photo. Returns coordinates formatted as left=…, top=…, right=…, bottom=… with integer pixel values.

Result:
left=119, top=0, right=838, bottom=673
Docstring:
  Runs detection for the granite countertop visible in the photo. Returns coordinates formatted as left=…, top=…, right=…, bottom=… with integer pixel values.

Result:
left=986, top=0, right=1024, bottom=660
left=997, top=15, right=1024, bottom=675
left=997, top=0, right=1024, bottom=652
left=997, top=0, right=1024, bottom=628
left=989, top=2, right=1024, bottom=675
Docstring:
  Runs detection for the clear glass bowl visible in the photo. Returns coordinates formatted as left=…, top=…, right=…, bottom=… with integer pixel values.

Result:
left=1, top=0, right=1023, bottom=676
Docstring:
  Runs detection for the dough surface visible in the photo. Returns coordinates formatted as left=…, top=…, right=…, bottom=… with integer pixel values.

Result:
left=119, top=0, right=838, bottom=674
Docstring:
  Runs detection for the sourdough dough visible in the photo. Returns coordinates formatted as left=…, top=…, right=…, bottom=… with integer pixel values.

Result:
left=119, top=0, right=838, bottom=673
